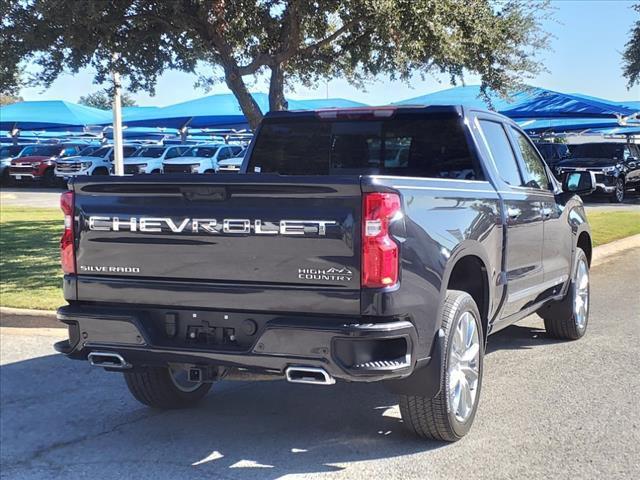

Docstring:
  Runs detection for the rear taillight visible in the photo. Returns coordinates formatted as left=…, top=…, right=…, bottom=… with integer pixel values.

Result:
left=362, top=192, right=401, bottom=288
left=60, top=191, right=75, bottom=274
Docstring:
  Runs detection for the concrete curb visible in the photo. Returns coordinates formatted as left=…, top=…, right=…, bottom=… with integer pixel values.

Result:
left=592, top=234, right=640, bottom=267
left=0, top=307, right=60, bottom=329
left=1, top=234, right=639, bottom=328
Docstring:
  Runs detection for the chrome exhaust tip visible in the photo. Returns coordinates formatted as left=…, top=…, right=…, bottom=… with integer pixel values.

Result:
left=285, top=366, right=335, bottom=385
left=87, top=351, right=131, bottom=369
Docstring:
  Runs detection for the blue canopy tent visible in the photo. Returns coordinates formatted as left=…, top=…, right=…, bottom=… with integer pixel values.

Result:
left=395, top=85, right=637, bottom=119
left=121, top=94, right=369, bottom=130
left=516, top=118, right=620, bottom=134
left=0, top=100, right=111, bottom=131
left=394, top=85, right=506, bottom=109
left=121, top=106, right=159, bottom=116
left=290, top=98, right=368, bottom=109
left=122, top=93, right=275, bottom=129
left=617, top=101, right=640, bottom=111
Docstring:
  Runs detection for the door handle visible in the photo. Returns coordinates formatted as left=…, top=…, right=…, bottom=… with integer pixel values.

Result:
left=507, top=207, right=521, bottom=220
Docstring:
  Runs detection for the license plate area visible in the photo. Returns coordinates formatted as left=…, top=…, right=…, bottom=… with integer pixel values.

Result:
left=142, top=309, right=269, bottom=352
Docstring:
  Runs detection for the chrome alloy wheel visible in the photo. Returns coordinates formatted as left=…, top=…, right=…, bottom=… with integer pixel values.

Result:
left=574, top=258, right=589, bottom=331
left=448, top=311, right=481, bottom=423
left=168, top=364, right=202, bottom=393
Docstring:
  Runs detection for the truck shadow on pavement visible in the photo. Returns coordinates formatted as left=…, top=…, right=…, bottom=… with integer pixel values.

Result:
left=1, top=322, right=554, bottom=479
left=485, top=323, right=563, bottom=354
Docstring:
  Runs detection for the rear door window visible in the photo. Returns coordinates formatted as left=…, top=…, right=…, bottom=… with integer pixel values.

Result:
left=248, top=113, right=483, bottom=179
left=478, top=120, right=522, bottom=186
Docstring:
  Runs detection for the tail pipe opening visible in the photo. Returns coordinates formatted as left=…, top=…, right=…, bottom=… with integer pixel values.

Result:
left=87, top=351, right=131, bottom=369
left=285, top=366, right=335, bottom=385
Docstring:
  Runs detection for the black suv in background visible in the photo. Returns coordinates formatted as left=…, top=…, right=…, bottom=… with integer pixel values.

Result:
left=534, top=141, right=570, bottom=168
left=555, top=142, right=640, bottom=202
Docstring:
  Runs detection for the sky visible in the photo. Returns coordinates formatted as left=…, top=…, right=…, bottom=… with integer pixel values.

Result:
left=18, top=0, right=640, bottom=106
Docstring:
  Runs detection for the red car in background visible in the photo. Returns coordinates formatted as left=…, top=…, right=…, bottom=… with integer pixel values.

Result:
left=9, top=143, right=87, bottom=186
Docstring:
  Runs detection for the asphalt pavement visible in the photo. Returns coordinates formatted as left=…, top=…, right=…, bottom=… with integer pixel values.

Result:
left=1, top=251, right=639, bottom=480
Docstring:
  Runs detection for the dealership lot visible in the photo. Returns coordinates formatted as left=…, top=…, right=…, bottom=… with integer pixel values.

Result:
left=1, top=252, right=638, bottom=480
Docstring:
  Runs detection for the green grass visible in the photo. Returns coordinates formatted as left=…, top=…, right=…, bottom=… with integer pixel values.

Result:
left=0, top=205, right=638, bottom=311
left=1, top=206, right=64, bottom=310
left=586, top=211, right=640, bottom=247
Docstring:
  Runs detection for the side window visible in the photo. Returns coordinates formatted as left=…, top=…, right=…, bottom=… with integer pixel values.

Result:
left=122, top=146, right=137, bottom=157
left=510, top=128, right=550, bottom=190
left=478, top=120, right=522, bottom=186
left=62, top=147, right=77, bottom=157
left=218, top=147, right=231, bottom=160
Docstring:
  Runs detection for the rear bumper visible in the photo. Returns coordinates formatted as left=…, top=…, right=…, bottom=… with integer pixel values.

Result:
left=55, top=304, right=424, bottom=383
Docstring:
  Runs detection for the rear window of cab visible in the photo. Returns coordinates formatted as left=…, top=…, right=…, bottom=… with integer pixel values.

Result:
left=248, top=113, right=484, bottom=180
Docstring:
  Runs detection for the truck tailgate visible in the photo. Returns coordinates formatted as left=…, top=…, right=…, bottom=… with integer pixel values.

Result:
left=72, top=175, right=362, bottom=314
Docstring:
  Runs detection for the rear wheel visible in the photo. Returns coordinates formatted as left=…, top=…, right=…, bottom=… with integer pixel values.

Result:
left=203, top=169, right=215, bottom=174
left=92, top=167, right=109, bottom=175
left=610, top=177, right=625, bottom=203
left=399, top=290, right=484, bottom=442
left=539, top=248, right=589, bottom=340
left=124, top=364, right=212, bottom=409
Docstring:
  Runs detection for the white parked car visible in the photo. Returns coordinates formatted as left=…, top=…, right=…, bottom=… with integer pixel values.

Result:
left=123, top=145, right=190, bottom=174
left=162, top=144, right=244, bottom=174
left=0, top=144, right=36, bottom=184
left=217, top=151, right=246, bottom=173
left=55, top=145, right=139, bottom=179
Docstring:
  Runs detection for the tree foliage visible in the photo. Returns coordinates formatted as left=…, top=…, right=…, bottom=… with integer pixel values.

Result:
left=2, top=0, right=550, bottom=128
left=78, top=91, right=137, bottom=110
left=0, top=94, right=23, bottom=106
left=623, top=3, right=640, bottom=88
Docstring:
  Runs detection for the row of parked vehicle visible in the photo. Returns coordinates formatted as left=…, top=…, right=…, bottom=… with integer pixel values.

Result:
left=2, top=137, right=639, bottom=202
left=534, top=140, right=640, bottom=203
left=0, top=140, right=247, bottom=187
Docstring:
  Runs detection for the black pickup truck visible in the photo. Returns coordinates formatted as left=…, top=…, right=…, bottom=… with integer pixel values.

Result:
left=55, top=106, right=595, bottom=442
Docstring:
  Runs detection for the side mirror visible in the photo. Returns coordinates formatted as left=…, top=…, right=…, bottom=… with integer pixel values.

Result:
left=562, top=171, right=596, bottom=195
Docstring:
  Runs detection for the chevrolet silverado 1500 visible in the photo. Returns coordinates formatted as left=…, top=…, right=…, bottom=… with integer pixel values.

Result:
left=55, top=106, right=595, bottom=441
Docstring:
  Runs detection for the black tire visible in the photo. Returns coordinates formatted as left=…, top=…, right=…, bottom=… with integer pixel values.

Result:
left=92, top=167, right=109, bottom=175
left=1, top=168, right=11, bottom=186
left=610, top=177, right=625, bottom=203
left=539, top=248, right=590, bottom=340
left=124, top=365, right=212, bottom=409
left=151, top=169, right=162, bottom=174
left=204, top=169, right=215, bottom=174
left=42, top=168, right=57, bottom=187
left=399, top=290, right=484, bottom=442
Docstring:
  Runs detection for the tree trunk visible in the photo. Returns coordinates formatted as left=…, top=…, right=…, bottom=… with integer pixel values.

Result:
left=224, top=67, right=264, bottom=130
left=268, top=64, right=288, bottom=112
